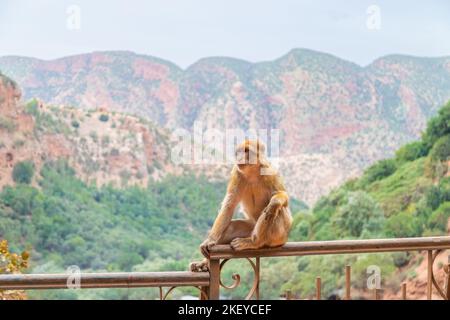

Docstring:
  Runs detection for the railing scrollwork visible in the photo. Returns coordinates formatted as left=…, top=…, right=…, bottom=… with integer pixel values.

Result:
left=430, top=249, right=450, bottom=300
left=160, top=286, right=208, bottom=300
left=218, top=257, right=260, bottom=300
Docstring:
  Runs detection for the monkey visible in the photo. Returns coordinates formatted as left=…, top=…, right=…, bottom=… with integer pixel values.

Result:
left=190, top=139, right=292, bottom=272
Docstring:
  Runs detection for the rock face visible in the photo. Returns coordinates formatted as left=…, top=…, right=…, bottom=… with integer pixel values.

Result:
left=0, top=74, right=21, bottom=115
left=1, top=49, right=450, bottom=204
left=0, top=73, right=174, bottom=190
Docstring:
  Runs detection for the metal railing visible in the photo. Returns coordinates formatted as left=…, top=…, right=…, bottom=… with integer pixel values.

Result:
left=1, top=236, right=450, bottom=300
left=0, top=271, right=210, bottom=299
left=206, top=236, right=450, bottom=300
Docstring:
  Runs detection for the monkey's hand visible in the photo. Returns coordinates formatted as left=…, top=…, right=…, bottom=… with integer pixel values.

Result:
left=200, top=238, right=217, bottom=257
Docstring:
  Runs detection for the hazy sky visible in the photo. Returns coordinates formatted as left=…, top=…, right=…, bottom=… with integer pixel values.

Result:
left=0, top=0, right=449, bottom=68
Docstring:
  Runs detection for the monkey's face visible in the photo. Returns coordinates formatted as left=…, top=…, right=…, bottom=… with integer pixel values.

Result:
left=235, top=140, right=265, bottom=172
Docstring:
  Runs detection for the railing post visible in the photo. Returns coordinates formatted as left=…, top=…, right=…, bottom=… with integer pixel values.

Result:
left=401, top=282, right=407, bottom=300
left=373, top=288, right=381, bottom=300
left=316, top=276, right=321, bottom=300
left=255, top=257, right=260, bottom=300
left=208, top=258, right=220, bottom=300
left=285, top=289, right=293, bottom=300
left=345, top=265, right=351, bottom=300
left=427, top=250, right=433, bottom=300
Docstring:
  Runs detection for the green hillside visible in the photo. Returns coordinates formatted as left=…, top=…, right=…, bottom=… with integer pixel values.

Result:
left=283, top=100, right=450, bottom=298
left=0, top=160, right=227, bottom=299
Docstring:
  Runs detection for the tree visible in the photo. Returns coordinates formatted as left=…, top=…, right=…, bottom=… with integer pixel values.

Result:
left=0, top=185, right=40, bottom=216
left=333, top=191, right=385, bottom=238
left=71, top=120, right=80, bottom=128
left=99, top=114, right=109, bottom=122
left=385, top=211, right=420, bottom=238
left=395, top=141, right=427, bottom=164
left=428, top=202, right=450, bottom=232
left=290, top=215, right=310, bottom=241
left=430, top=134, right=450, bottom=162
left=363, top=159, right=397, bottom=184
left=423, top=101, right=450, bottom=149
left=12, top=161, right=35, bottom=184
left=425, top=186, right=444, bottom=211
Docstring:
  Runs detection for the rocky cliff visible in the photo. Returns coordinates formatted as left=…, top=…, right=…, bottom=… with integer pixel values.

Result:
left=2, top=50, right=450, bottom=203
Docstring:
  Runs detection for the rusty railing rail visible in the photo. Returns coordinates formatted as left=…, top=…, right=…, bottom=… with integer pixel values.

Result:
left=205, top=236, right=450, bottom=300
left=1, top=236, right=450, bottom=300
left=0, top=271, right=209, bottom=300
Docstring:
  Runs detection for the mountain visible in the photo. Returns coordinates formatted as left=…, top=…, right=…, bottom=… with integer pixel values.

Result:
left=0, top=72, right=175, bottom=190
left=1, top=50, right=450, bottom=204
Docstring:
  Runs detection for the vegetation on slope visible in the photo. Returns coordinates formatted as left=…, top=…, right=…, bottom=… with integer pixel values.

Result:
left=0, top=159, right=226, bottom=299
left=284, top=101, right=450, bottom=298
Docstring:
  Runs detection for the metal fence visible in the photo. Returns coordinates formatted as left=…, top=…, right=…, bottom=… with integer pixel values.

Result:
left=1, top=236, right=450, bottom=300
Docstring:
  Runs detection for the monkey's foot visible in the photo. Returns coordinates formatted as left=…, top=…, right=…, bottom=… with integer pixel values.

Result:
left=230, top=237, right=256, bottom=251
left=189, top=260, right=209, bottom=272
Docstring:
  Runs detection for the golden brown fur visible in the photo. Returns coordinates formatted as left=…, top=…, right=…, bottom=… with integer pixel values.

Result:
left=190, top=140, right=292, bottom=272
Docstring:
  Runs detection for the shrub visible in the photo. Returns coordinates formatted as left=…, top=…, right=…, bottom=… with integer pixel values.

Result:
left=290, top=216, right=310, bottom=241
left=384, top=211, right=420, bottom=238
left=42, top=159, right=76, bottom=177
left=430, top=134, right=450, bottom=162
left=332, top=191, right=385, bottom=238
left=440, top=178, right=450, bottom=202
left=364, top=159, right=397, bottom=184
left=414, top=198, right=432, bottom=233
left=428, top=202, right=450, bottom=232
left=24, top=99, right=39, bottom=116
left=423, top=100, right=450, bottom=149
left=13, top=139, right=25, bottom=148
left=12, top=161, right=35, bottom=184
left=0, top=116, right=16, bottom=132
left=89, top=131, right=98, bottom=142
left=392, top=252, right=411, bottom=268
left=425, top=186, right=444, bottom=211
left=71, top=120, right=80, bottom=128
left=99, top=114, right=109, bottom=122
left=395, top=141, right=427, bottom=164
left=120, top=170, right=131, bottom=186
left=101, top=135, right=110, bottom=147
left=0, top=184, right=40, bottom=216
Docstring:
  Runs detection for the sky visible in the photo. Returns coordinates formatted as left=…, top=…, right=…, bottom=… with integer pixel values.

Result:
left=0, top=0, right=449, bottom=68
